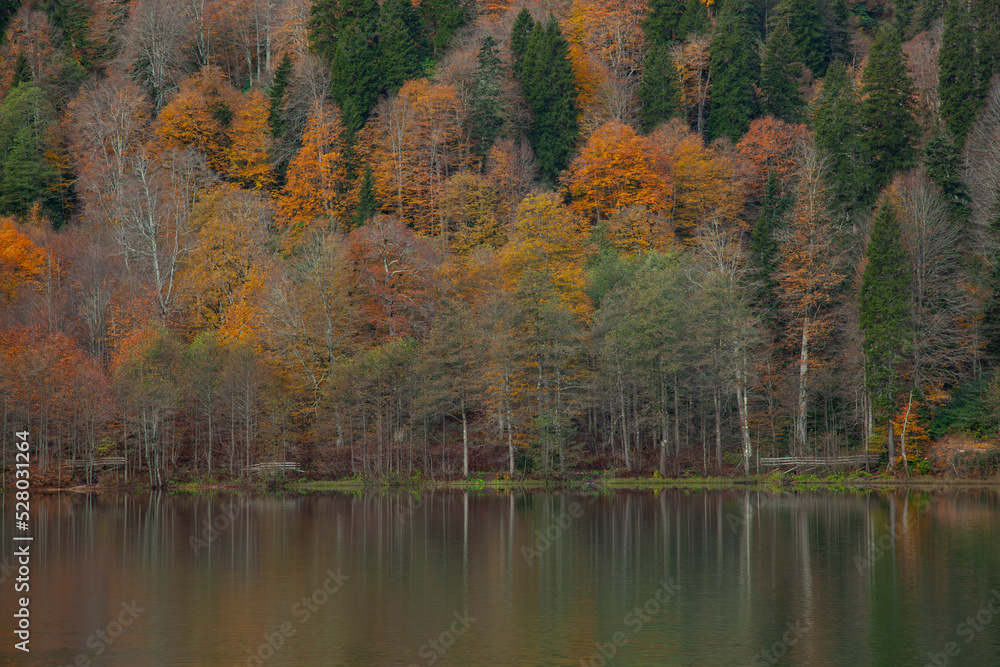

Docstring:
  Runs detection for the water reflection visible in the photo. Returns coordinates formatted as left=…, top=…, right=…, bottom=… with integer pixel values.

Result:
left=2, top=489, right=1000, bottom=665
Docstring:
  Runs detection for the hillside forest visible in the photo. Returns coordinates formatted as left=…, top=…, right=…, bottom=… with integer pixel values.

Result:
left=2, top=0, right=1000, bottom=486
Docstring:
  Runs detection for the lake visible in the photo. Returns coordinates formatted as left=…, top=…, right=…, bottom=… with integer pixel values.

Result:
left=3, top=488, right=1000, bottom=666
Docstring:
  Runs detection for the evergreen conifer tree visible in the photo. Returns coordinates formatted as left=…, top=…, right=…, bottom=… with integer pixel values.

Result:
left=638, top=42, right=679, bottom=131
left=419, top=0, right=467, bottom=55
left=0, top=83, right=60, bottom=221
left=676, top=0, right=709, bottom=40
left=353, top=162, right=379, bottom=229
left=924, top=134, right=972, bottom=225
left=771, top=0, right=829, bottom=76
left=860, top=202, right=912, bottom=429
left=519, top=17, right=579, bottom=184
left=379, top=0, right=429, bottom=93
left=643, top=0, right=686, bottom=45
left=814, top=60, right=866, bottom=211
left=706, top=0, right=760, bottom=142
left=859, top=26, right=919, bottom=205
left=760, top=22, right=804, bottom=123
left=750, top=169, right=791, bottom=320
left=938, top=0, right=977, bottom=147
left=975, top=0, right=1000, bottom=101
left=309, top=0, right=384, bottom=135
left=468, top=35, right=507, bottom=159
left=268, top=53, right=294, bottom=138
left=510, top=8, right=535, bottom=75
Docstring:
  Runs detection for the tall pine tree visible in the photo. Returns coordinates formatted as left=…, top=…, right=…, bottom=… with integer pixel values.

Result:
left=638, top=42, right=679, bottom=131
left=519, top=17, right=579, bottom=184
left=859, top=26, right=919, bottom=205
left=468, top=35, right=507, bottom=159
left=814, top=60, right=866, bottom=211
left=379, top=0, right=429, bottom=93
left=860, top=202, right=912, bottom=439
left=706, top=0, right=760, bottom=142
left=309, top=0, right=384, bottom=135
left=643, top=0, right=686, bottom=45
left=750, top=169, right=791, bottom=320
left=938, top=0, right=977, bottom=147
left=771, top=0, right=829, bottom=76
left=510, top=8, right=534, bottom=75
left=760, top=21, right=804, bottom=123
left=676, top=0, right=709, bottom=40
left=975, top=0, right=1000, bottom=101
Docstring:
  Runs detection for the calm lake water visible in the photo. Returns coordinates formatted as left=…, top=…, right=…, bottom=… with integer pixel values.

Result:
left=3, top=488, right=1000, bottom=666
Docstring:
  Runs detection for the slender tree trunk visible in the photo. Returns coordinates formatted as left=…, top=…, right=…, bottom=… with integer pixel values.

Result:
left=796, top=317, right=810, bottom=454
left=462, top=399, right=468, bottom=478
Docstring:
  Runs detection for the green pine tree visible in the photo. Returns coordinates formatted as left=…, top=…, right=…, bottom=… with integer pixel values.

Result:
left=760, top=22, right=804, bottom=123
left=468, top=35, right=507, bottom=159
left=975, top=0, right=1000, bottom=101
left=638, top=42, right=679, bottom=131
left=939, top=0, right=978, bottom=147
left=309, top=0, right=384, bottom=135
left=419, top=0, right=467, bottom=55
left=0, top=84, right=60, bottom=220
left=771, top=0, right=829, bottom=76
left=11, top=52, right=31, bottom=88
left=924, top=133, right=971, bottom=225
left=706, top=0, right=760, bottom=142
left=379, top=0, right=429, bottom=93
left=859, top=26, right=920, bottom=205
left=519, top=17, right=579, bottom=185
left=814, top=60, right=866, bottom=211
left=268, top=53, right=294, bottom=139
left=860, top=202, right=912, bottom=424
left=643, top=0, right=686, bottom=46
left=750, top=169, right=791, bottom=320
left=353, top=162, right=379, bottom=229
left=510, top=8, right=535, bottom=76
left=676, top=0, right=709, bottom=40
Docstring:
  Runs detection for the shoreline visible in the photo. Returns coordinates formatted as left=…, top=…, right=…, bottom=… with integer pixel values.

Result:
left=17, top=473, right=1000, bottom=494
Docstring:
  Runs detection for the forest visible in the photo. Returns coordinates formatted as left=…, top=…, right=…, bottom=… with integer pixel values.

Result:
left=1, top=0, right=1000, bottom=486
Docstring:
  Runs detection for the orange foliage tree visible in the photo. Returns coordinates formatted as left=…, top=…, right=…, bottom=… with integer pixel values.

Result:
left=362, top=79, right=471, bottom=236
left=0, top=216, right=46, bottom=303
left=565, top=120, right=670, bottom=223
left=275, top=100, right=350, bottom=242
left=348, top=215, right=441, bottom=343
left=774, top=144, right=846, bottom=452
left=649, top=119, right=742, bottom=241
left=152, top=67, right=240, bottom=173
left=226, top=89, right=274, bottom=189
left=736, top=116, right=808, bottom=199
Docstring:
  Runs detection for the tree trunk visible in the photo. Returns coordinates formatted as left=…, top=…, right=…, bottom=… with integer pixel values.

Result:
left=796, top=316, right=810, bottom=454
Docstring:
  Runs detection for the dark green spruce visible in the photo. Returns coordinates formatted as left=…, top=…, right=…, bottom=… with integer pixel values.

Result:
left=859, top=26, right=919, bottom=205
left=860, top=202, right=912, bottom=424
left=938, top=0, right=977, bottom=147
left=519, top=17, right=579, bottom=185
left=760, top=21, right=804, bottom=123
left=638, top=42, right=679, bottom=132
left=706, top=0, right=760, bottom=143
left=468, top=35, right=507, bottom=159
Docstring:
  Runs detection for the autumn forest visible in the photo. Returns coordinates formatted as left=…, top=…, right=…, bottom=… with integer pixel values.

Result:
left=1, top=0, right=1000, bottom=487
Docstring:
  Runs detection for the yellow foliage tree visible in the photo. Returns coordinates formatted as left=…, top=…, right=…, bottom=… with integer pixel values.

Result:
left=226, top=89, right=274, bottom=190
left=361, top=78, right=470, bottom=236
left=275, top=100, right=351, bottom=242
left=178, top=184, right=270, bottom=332
left=565, top=120, right=670, bottom=223
left=151, top=67, right=240, bottom=173
left=0, top=216, right=45, bottom=303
